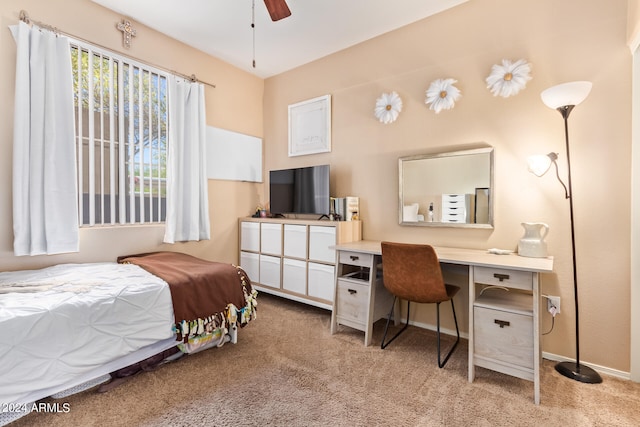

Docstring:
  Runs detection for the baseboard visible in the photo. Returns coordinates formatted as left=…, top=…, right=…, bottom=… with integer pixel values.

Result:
left=407, top=318, right=632, bottom=381
left=541, top=351, right=631, bottom=381
left=407, top=319, right=469, bottom=341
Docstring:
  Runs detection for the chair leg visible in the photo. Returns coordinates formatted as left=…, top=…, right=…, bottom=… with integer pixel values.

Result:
left=437, top=298, right=460, bottom=368
left=381, top=297, right=410, bottom=349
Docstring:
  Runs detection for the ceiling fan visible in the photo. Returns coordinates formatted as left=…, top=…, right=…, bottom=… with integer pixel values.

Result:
left=263, top=0, right=291, bottom=21
left=251, top=0, right=290, bottom=68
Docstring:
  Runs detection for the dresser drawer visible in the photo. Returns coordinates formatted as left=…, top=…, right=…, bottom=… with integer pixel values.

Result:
left=442, top=193, right=467, bottom=203
left=474, top=266, right=533, bottom=291
left=283, top=224, right=307, bottom=258
left=441, top=212, right=466, bottom=222
left=442, top=207, right=466, bottom=215
left=474, top=306, right=534, bottom=369
left=282, top=258, right=306, bottom=295
left=260, top=223, right=282, bottom=256
left=259, top=255, right=281, bottom=288
left=336, top=280, right=369, bottom=324
left=240, top=221, right=260, bottom=252
left=239, top=251, right=259, bottom=284
left=309, top=226, right=336, bottom=263
left=308, top=262, right=335, bottom=302
left=338, top=250, right=373, bottom=268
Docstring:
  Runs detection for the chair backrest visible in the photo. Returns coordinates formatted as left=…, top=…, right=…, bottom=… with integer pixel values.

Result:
left=381, top=242, right=449, bottom=304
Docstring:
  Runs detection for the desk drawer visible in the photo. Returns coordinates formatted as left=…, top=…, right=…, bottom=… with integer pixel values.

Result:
left=474, top=267, right=533, bottom=291
left=474, top=306, right=533, bottom=369
left=336, top=280, right=369, bottom=324
left=339, top=251, right=373, bottom=268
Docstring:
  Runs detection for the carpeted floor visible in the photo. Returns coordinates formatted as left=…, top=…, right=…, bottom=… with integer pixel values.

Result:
left=11, top=293, right=640, bottom=426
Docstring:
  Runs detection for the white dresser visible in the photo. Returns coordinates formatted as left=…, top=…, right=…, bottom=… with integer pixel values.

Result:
left=238, top=218, right=361, bottom=310
left=441, top=193, right=475, bottom=223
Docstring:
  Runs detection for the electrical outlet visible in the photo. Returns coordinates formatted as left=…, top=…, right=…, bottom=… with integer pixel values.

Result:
left=547, top=295, right=561, bottom=315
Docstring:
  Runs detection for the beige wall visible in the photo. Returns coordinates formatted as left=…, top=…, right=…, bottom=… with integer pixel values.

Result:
left=0, top=0, right=633, bottom=375
left=629, top=0, right=640, bottom=47
left=264, top=0, right=632, bottom=372
left=0, top=0, right=264, bottom=270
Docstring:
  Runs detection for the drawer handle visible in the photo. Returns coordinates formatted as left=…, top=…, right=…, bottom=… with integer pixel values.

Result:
left=348, top=289, right=357, bottom=295
left=349, top=255, right=359, bottom=261
left=494, top=319, right=510, bottom=328
left=493, top=273, right=510, bottom=282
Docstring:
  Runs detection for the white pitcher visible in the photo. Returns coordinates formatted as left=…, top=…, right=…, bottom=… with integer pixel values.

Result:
left=518, top=222, right=549, bottom=258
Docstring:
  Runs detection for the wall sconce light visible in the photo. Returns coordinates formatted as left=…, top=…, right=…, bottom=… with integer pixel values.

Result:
left=531, top=80, right=602, bottom=384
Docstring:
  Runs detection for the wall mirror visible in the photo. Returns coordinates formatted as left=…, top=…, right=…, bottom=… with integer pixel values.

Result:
left=399, top=146, right=494, bottom=228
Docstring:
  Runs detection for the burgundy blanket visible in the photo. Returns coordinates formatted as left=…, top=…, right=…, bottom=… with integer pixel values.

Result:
left=117, top=251, right=253, bottom=341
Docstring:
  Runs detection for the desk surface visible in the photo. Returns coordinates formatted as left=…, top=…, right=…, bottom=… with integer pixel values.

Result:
left=334, top=240, right=553, bottom=273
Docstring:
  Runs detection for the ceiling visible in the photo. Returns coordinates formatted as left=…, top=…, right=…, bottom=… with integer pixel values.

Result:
left=91, top=0, right=468, bottom=78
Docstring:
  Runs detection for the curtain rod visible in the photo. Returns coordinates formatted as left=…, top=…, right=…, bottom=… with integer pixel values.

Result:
left=18, top=10, right=216, bottom=89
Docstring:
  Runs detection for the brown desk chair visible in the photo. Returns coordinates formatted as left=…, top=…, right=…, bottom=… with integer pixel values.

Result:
left=380, top=242, right=460, bottom=368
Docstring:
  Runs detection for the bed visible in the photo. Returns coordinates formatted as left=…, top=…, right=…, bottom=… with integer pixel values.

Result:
left=0, top=252, right=257, bottom=424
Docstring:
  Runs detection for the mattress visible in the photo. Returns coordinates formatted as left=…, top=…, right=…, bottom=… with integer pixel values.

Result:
left=0, top=262, right=174, bottom=405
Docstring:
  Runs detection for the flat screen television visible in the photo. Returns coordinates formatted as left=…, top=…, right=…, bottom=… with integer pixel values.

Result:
left=269, top=165, right=330, bottom=217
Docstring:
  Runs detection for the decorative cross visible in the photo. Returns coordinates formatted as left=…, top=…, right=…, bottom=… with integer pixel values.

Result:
left=116, top=19, right=136, bottom=49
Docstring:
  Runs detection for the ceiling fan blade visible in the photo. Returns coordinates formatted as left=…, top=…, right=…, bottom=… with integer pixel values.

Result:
left=263, top=0, right=291, bottom=21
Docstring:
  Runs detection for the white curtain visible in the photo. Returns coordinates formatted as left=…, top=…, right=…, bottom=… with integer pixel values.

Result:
left=163, top=77, right=210, bottom=243
left=11, top=21, right=79, bottom=256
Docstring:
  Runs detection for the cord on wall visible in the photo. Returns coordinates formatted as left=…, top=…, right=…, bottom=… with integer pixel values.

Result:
left=542, top=315, right=555, bottom=335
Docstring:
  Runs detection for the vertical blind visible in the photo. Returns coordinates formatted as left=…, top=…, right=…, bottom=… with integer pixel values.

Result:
left=70, top=40, right=168, bottom=226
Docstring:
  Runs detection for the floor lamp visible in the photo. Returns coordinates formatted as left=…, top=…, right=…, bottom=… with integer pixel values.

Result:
left=528, top=81, right=603, bottom=384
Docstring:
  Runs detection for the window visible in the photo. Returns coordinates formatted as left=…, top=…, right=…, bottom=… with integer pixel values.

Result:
left=70, top=41, right=168, bottom=226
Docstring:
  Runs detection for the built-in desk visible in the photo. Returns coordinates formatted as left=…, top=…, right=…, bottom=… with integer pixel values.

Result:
left=330, top=240, right=553, bottom=404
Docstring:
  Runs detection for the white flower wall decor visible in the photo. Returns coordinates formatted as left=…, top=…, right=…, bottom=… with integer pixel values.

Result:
left=374, top=91, right=403, bottom=124
left=485, top=59, right=532, bottom=98
left=425, top=78, right=461, bottom=113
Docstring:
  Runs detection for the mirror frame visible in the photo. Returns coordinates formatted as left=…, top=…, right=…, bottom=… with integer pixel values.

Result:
left=398, top=146, right=495, bottom=229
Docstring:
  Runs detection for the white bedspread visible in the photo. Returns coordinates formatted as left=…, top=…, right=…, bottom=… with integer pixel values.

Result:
left=0, top=263, right=174, bottom=404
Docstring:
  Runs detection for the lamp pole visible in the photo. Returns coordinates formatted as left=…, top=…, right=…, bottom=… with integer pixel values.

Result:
left=553, top=105, right=603, bottom=384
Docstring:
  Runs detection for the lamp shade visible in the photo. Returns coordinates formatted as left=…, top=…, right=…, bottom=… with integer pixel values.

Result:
left=527, top=154, right=553, bottom=177
left=527, top=152, right=559, bottom=177
left=540, top=81, right=592, bottom=109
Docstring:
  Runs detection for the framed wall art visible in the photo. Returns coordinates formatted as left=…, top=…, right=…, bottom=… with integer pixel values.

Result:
left=288, top=94, right=331, bottom=157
